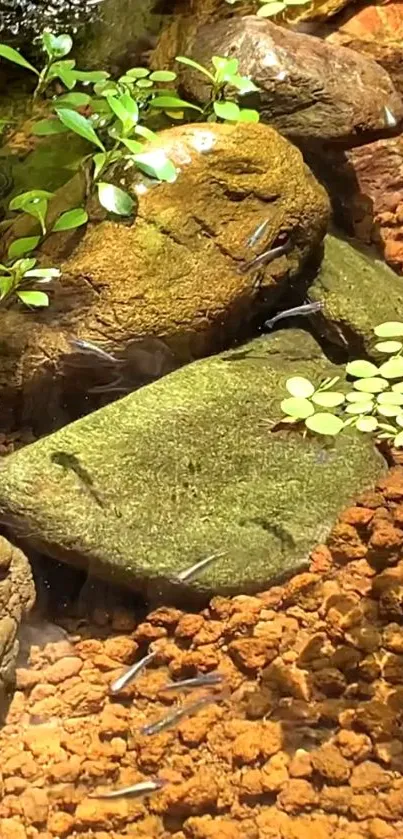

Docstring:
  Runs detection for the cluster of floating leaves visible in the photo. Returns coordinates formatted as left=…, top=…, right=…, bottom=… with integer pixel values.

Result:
left=280, top=322, right=403, bottom=447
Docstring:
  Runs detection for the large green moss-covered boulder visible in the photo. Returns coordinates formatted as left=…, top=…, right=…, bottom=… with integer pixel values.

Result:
left=0, top=330, right=384, bottom=601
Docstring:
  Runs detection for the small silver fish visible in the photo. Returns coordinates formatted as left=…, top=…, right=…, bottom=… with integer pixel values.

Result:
left=110, top=648, right=158, bottom=694
left=176, top=550, right=227, bottom=583
left=70, top=338, right=123, bottom=365
left=265, top=300, right=323, bottom=329
left=88, top=778, right=165, bottom=799
left=246, top=218, right=270, bottom=249
left=161, top=671, right=224, bottom=692
left=140, top=691, right=223, bottom=736
left=241, top=240, right=292, bottom=274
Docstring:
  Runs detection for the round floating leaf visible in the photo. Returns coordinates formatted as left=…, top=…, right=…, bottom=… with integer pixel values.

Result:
left=149, top=70, right=177, bottom=82
left=97, top=183, right=134, bottom=216
left=374, top=321, right=403, bottom=338
left=396, top=414, right=403, bottom=428
left=346, top=360, right=379, bottom=379
left=394, top=430, right=403, bottom=447
left=280, top=397, right=314, bottom=419
left=356, top=416, right=378, bottom=433
left=285, top=376, right=315, bottom=398
left=354, top=377, right=389, bottom=394
left=51, top=208, right=88, bottom=232
left=345, top=402, right=374, bottom=414
left=376, top=404, right=402, bottom=417
left=346, top=391, right=374, bottom=403
left=126, top=67, right=150, bottom=79
left=257, top=1, right=286, bottom=16
left=392, top=382, right=403, bottom=393
left=311, top=391, right=345, bottom=408
left=213, top=101, right=241, bottom=121
left=17, top=290, right=49, bottom=307
left=377, top=391, right=403, bottom=405
left=374, top=340, right=403, bottom=354
left=305, top=413, right=344, bottom=436
left=379, top=357, right=403, bottom=379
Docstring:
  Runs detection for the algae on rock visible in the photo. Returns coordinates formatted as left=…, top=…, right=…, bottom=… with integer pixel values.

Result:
left=0, top=330, right=384, bottom=601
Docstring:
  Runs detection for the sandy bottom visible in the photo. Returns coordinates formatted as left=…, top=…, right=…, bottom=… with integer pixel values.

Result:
left=3, top=468, right=403, bottom=839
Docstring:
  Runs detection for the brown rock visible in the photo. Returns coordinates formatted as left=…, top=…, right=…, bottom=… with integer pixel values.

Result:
left=277, top=778, right=318, bottom=813
left=175, top=17, right=403, bottom=149
left=326, top=2, right=403, bottom=95
left=350, top=760, right=391, bottom=791
left=311, top=744, right=351, bottom=784
left=46, top=811, right=74, bottom=836
left=0, top=537, right=36, bottom=712
left=261, top=658, right=311, bottom=700
left=336, top=729, right=372, bottom=762
left=228, top=638, right=277, bottom=672
left=320, top=784, right=352, bottom=813
left=44, top=656, right=83, bottom=684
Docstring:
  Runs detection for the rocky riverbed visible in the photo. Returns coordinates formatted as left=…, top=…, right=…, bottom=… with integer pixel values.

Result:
left=2, top=465, right=403, bottom=839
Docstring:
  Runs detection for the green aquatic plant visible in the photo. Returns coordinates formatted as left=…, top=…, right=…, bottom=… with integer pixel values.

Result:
left=0, top=255, right=60, bottom=307
left=280, top=321, right=403, bottom=448
left=280, top=375, right=345, bottom=435
left=175, top=55, right=260, bottom=123
left=225, top=0, right=312, bottom=19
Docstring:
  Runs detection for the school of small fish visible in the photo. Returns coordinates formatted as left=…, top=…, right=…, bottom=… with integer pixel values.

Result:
left=92, top=552, right=228, bottom=800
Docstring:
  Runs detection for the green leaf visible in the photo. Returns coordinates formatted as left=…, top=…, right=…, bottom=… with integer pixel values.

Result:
left=346, top=359, right=379, bottom=378
left=17, top=290, right=49, bottom=307
left=212, top=56, right=239, bottom=84
left=379, top=357, right=403, bottom=379
left=31, top=118, right=69, bottom=136
left=134, top=125, right=159, bottom=142
left=0, top=44, right=39, bottom=75
left=14, top=257, right=36, bottom=273
left=257, top=1, right=286, bottom=16
left=229, top=75, right=259, bottom=94
left=238, top=108, right=260, bottom=123
left=7, top=237, right=40, bottom=259
left=125, top=67, right=150, bottom=79
left=320, top=376, right=340, bottom=391
left=0, top=275, right=15, bottom=300
left=52, top=208, right=88, bottom=232
left=41, top=32, right=72, bottom=59
left=92, top=152, right=107, bottom=180
left=49, top=61, right=77, bottom=89
left=97, top=182, right=134, bottom=216
left=374, top=321, right=403, bottom=338
left=151, top=96, right=203, bottom=112
left=396, top=415, right=403, bottom=428
left=285, top=377, right=315, bottom=398
left=26, top=199, right=48, bottom=235
left=311, top=391, right=345, bottom=408
left=394, top=430, right=403, bottom=447
left=121, top=137, right=144, bottom=154
left=377, top=404, right=402, bottom=417
left=55, top=108, right=105, bottom=151
left=107, top=94, right=139, bottom=133
left=345, top=402, right=374, bottom=414
left=392, top=382, right=403, bottom=394
left=149, top=70, right=177, bottom=82
left=305, top=413, right=344, bottom=436
left=374, top=340, right=403, bottom=354
left=356, top=416, right=378, bottom=433
left=134, top=150, right=177, bottom=182
left=377, top=391, right=403, bottom=405
left=280, top=397, right=314, bottom=419
left=73, top=70, right=110, bottom=83
left=214, top=101, right=241, bottom=121
left=56, top=92, right=92, bottom=108
left=353, top=377, right=389, bottom=393
left=135, top=78, right=154, bottom=89
left=346, top=391, right=374, bottom=403
left=175, top=56, right=216, bottom=84
left=9, top=189, right=54, bottom=211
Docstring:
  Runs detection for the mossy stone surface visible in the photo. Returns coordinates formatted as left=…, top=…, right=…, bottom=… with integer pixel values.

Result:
left=309, top=233, right=403, bottom=355
left=0, top=330, right=384, bottom=601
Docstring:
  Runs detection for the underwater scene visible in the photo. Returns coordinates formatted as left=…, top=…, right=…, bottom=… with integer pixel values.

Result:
left=1, top=0, right=403, bottom=837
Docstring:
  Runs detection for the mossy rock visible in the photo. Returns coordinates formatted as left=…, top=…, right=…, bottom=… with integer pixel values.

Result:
left=0, top=330, right=384, bottom=603
left=308, top=232, right=403, bottom=356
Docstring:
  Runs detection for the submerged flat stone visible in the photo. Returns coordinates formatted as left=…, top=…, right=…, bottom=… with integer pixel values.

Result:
left=0, top=330, right=384, bottom=600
